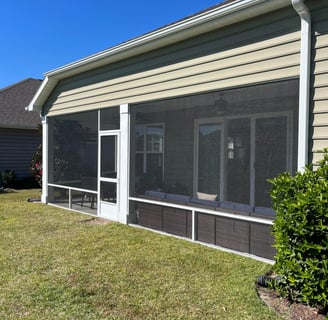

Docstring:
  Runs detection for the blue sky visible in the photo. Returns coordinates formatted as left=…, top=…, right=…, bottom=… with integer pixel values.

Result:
left=0, top=0, right=223, bottom=89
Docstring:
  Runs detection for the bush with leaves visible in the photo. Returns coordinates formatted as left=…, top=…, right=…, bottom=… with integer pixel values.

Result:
left=269, top=151, right=328, bottom=310
left=0, top=170, right=16, bottom=188
left=30, top=144, right=42, bottom=187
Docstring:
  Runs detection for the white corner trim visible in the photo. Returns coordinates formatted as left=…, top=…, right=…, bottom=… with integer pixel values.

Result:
left=292, top=0, right=311, bottom=172
left=41, top=116, right=48, bottom=204
left=119, top=104, right=130, bottom=224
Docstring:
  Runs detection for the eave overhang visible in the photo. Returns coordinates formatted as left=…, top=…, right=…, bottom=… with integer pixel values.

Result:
left=28, top=0, right=291, bottom=113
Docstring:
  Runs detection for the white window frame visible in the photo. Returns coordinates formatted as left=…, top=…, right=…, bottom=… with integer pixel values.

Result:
left=98, top=131, right=120, bottom=207
left=135, top=123, right=165, bottom=179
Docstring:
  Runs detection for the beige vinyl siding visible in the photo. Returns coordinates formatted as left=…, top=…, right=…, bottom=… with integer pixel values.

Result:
left=0, top=128, right=41, bottom=178
left=57, top=41, right=300, bottom=102
left=45, top=7, right=300, bottom=116
left=310, top=0, right=328, bottom=165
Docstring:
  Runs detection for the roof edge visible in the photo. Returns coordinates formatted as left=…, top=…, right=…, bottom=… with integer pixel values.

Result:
left=0, top=124, right=40, bottom=131
left=0, top=78, right=41, bottom=93
left=28, top=0, right=292, bottom=113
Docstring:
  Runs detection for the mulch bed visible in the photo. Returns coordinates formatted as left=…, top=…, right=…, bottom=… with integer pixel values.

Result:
left=256, top=285, right=327, bottom=320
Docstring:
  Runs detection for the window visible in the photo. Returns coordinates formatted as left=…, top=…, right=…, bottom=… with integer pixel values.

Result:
left=135, top=124, right=164, bottom=193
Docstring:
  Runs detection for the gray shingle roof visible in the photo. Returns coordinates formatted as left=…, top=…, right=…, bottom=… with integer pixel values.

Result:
left=0, top=78, right=42, bottom=130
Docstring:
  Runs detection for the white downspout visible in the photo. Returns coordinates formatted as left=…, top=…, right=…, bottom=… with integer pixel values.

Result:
left=292, top=0, right=311, bottom=172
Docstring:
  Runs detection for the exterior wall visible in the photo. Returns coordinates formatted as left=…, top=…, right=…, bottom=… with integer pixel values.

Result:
left=40, top=2, right=328, bottom=261
left=44, top=7, right=300, bottom=116
left=310, top=1, right=328, bottom=164
left=0, top=128, right=41, bottom=178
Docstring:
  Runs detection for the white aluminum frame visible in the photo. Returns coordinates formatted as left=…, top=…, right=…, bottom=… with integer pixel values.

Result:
left=98, top=130, right=120, bottom=220
left=41, top=116, right=48, bottom=204
left=128, top=196, right=273, bottom=251
left=47, top=183, right=98, bottom=215
left=119, top=104, right=130, bottom=224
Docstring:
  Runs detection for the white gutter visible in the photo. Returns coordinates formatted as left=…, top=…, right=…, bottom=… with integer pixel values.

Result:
left=43, top=0, right=289, bottom=79
left=292, top=0, right=311, bottom=171
left=41, top=0, right=289, bottom=77
left=27, top=0, right=291, bottom=113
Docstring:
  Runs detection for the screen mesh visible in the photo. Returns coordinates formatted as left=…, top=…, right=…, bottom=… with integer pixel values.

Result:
left=130, top=79, right=299, bottom=213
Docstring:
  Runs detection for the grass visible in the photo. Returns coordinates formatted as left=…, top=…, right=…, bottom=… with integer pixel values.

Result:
left=0, top=189, right=282, bottom=320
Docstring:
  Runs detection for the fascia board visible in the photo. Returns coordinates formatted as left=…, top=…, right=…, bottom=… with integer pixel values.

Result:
left=29, top=0, right=291, bottom=113
left=27, top=77, right=55, bottom=112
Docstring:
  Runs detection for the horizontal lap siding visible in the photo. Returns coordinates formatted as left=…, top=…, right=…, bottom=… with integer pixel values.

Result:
left=310, top=1, right=328, bottom=164
left=46, top=8, right=300, bottom=116
left=0, top=129, right=41, bottom=178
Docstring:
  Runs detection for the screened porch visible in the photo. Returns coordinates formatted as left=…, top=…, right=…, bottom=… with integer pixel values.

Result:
left=129, top=79, right=299, bottom=259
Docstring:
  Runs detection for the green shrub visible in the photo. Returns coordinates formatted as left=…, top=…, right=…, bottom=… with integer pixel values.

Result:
left=0, top=170, right=16, bottom=188
left=269, top=151, right=328, bottom=310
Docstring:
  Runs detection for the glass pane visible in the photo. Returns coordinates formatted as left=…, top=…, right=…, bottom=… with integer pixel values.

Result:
left=100, top=107, right=120, bottom=130
left=147, top=125, right=164, bottom=152
left=255, top=116, right=287, bottom=207
left=198, top=123, right=221, bottom=197
left=101, top=181, right=117, bottom=204
left=136, top=126, right=145, bottom=152
left=101, top=135, right=117, bottom=178
left=226, top=118, right=251, bottom=204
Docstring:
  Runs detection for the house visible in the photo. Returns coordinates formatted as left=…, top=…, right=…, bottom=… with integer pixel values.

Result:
left=0, top=78, right=42, bottom=181
left=28, top=0, right=327, bottom=261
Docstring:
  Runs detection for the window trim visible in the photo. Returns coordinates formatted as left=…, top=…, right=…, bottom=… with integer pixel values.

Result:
left=135, top=123, right=165, bottom=179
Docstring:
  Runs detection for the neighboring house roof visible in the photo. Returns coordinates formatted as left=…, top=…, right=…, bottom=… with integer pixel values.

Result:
left=0, top=78, right=42, bottom=130
left=28, top=0, right=293, bottom=113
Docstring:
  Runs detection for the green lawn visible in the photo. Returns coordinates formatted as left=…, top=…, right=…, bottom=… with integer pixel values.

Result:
left=0, top=189, right=282, bottom=320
